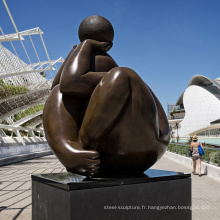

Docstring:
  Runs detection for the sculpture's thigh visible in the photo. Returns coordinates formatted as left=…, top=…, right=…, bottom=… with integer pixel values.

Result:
left=79, top=67, right=131, bottom=150
left=80, top=67, right=160, bottom=150
left=80, top=67, right=167, bottom=174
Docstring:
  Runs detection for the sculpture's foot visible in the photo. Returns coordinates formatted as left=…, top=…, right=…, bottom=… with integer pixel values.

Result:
left=65, top=150, right=100, bottom=177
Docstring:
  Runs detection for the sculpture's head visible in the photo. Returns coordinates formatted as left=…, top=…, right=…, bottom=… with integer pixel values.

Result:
left=78, top=15, right=114, bottom=44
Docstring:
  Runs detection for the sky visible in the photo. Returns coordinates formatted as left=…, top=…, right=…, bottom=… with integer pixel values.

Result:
left=1, top=0, right=220, bottom=112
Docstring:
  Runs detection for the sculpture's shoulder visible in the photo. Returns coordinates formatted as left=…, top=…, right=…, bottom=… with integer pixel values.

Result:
left=91, top=51, right=118, bottom=72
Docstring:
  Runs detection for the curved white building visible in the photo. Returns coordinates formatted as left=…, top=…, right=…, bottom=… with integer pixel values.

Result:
left=0, top=0, right=64, bottom=146
left=169, top=75, right=220, bottom=137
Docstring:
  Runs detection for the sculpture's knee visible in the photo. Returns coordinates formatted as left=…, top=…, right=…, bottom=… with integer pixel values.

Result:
left=108, top=67, right=139, bottom=81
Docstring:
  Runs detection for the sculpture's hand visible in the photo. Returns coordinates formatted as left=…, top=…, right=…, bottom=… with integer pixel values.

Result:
left=84, top=39, right=113, bottom=52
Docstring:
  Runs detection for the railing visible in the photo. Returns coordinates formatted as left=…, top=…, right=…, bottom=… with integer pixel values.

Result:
left=168, top=142, right=220, bottom=167
left=0, top=124, right=45, bottom=146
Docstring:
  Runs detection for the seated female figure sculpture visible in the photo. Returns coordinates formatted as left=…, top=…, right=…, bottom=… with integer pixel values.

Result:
left=43, top=15, right=170, bottom=177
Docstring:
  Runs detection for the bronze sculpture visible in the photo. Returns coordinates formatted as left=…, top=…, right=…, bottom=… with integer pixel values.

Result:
left=43, top=15, right=170, bottom=177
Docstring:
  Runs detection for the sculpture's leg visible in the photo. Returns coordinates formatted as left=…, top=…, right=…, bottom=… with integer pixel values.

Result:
left=79, top=67, right=130, bottom=149
left=80, top=67, right=162, bottom=149
left=79, top=67, right=170, bottom=175
left=43, top=85, right=100, bottom=177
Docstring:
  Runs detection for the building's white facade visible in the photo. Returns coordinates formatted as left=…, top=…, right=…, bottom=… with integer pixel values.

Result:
left=0, top=0, right=63, bottom=146
left=169, top=75, right=220, bottom=137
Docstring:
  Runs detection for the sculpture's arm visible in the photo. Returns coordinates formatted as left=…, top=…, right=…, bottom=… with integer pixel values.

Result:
left=43, top=85, right=100, bottom=177
left=51, top=45, right=78, bottom=89
left=59, top=39, right=112, bottom=97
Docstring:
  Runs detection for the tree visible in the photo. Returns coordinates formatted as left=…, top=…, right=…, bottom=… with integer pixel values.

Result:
left=174, top=122, right=181, bottom=142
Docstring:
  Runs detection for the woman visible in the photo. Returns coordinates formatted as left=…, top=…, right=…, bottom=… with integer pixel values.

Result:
left=191, top=135, right=204, bottom=177
left=43, top=15, right=170, bottom=177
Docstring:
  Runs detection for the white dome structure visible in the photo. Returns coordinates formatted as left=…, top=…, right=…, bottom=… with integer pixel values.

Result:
left=169, top=75, right=220, bottom=137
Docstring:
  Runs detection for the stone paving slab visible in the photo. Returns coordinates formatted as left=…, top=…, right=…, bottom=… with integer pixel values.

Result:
left=0, top=154, right=220, bottom=219
left=0, top=155, right=66, bottom=220
left=152, top=155, right=220, bottom=220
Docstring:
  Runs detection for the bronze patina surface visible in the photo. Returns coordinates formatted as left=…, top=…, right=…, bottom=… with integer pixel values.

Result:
left=43, top=15, right=170, bottom=177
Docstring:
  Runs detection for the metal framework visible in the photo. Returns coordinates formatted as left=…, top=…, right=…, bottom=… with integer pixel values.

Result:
left=0, top=0, right=63, bottom=145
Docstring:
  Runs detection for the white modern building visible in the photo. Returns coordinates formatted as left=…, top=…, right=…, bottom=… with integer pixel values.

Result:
left=0, top=0, right=63, bottom=146
left=169, top=75, right=220, bottom=138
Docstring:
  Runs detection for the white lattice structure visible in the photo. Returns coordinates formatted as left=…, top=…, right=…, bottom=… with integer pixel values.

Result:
left=0, top=45, right=55, bottom=88
left=0, top=0, right=63, bottom=145
left=169, top=75, right=220, bottom=137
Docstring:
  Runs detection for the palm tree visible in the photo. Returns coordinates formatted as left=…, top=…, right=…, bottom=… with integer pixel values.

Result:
left=174, top=122, right=181, bottom=142
left=169, top=125, right=175, bottom=139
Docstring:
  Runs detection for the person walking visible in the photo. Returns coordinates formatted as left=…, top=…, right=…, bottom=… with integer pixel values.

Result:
left=191, top=135, right=204, bottom=177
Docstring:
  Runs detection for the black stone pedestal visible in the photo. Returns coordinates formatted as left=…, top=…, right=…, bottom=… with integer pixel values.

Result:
left=32, top=169, right=191, bottom=220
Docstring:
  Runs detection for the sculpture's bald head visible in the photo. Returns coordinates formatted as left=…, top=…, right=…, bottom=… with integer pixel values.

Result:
left=78, top=15, right=114, bottom=43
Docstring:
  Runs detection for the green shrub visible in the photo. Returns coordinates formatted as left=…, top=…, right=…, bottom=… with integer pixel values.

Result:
left=13, top=104, right=44, bottom=122
left=0, top=79, right=28, bottom=98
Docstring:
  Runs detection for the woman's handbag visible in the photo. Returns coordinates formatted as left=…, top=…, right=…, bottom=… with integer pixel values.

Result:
left=189, top=149, right=192, bottom=157
left=198, top=142, right=204, bottom=156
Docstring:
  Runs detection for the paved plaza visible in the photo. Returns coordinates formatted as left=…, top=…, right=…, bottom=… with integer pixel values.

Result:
left=0, top=154, right=220, bottom=220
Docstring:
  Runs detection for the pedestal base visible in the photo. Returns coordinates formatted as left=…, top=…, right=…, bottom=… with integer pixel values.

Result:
left=32, top=169, right=191, bottom=220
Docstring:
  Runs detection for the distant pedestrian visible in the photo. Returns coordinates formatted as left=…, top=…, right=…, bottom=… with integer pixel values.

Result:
left=188, top=136, right=193, bottom=144
left=191, top=135, right=204, bottom=177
